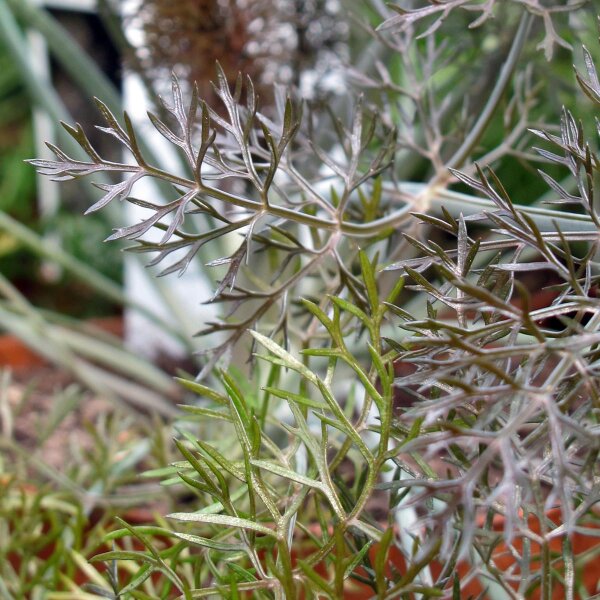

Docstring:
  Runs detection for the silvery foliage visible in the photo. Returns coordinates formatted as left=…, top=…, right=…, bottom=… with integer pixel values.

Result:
left=32, top=2, right=600, bottom=596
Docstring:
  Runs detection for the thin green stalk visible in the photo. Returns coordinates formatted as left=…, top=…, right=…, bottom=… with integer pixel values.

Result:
left=131, top=170, right=597, bottom=245
left=563, top=538, right=575, bottom=600
left=445, top=13, right=533, bottom=171
left=393, top=182, right=597, bottom=232
left=260, top=362, right=281, bottom=427
left=184, top=580, right=279, bottom=598
left=384, top=539, right=442, bottom=598
left=212, top=176, right=596, bottom=237
left=275, top=538, right=297, bottom=600
left=541, top=538, right=552, bottom=600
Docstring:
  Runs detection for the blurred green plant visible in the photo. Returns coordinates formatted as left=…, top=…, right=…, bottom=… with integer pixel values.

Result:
left=16, top=0, right=600, bottom=598
left=0, top=40, right=37, bottom=283
left=0, top=367, right=191, bottom=598
left=0, top=2, right=125, bottom=299
left=0, top=0, right=207, bottom=415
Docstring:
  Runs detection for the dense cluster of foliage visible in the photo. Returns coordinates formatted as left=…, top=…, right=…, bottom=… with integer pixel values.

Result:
left=17, top=0, right=600, bottom=597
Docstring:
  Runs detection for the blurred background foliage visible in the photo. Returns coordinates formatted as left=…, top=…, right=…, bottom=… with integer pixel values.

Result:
left=0, top=3, right=122, bottom=318
left=0, top=0, right=359, bottom=320
left=0, top=37, right=36, bottom=279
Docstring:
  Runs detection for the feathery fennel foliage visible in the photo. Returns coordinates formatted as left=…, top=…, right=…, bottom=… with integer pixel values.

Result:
left=30, top=1, right=600, bottom=598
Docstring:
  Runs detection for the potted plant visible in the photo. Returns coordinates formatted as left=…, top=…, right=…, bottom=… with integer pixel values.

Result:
left=30, top=1, right=600, bottom=597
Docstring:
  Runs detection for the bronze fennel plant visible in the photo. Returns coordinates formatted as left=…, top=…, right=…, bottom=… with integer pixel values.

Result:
left=31, top=1, right=600, bottom=598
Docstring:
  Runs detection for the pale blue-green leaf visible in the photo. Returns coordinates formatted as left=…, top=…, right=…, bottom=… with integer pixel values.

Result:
left=171, top=531, right=245, bottom=551
left=250, top=331, right=317, bottom=383
left=250, top=459, right=325, bottom=490
left=167, top=512, right=278, bottom=538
